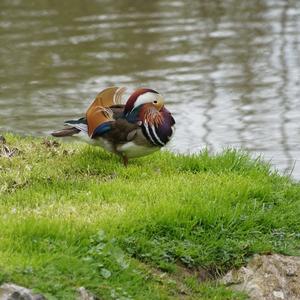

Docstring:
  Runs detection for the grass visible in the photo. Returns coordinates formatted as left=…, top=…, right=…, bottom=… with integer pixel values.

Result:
left=0, top=133, right=299, bottom=299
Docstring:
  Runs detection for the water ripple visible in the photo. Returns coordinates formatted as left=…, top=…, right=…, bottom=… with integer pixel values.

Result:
left=0, top=0, right=300, bottom=179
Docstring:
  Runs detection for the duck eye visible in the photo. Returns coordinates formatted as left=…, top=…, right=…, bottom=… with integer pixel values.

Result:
left=153, top=100, right=158, bottom=104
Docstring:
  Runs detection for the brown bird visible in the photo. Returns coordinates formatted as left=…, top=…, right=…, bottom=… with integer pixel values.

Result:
left=52, top=87, right=175, bottom=166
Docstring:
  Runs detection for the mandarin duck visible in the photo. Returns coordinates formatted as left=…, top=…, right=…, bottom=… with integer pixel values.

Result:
left=52, top=87, right=175, bottom=165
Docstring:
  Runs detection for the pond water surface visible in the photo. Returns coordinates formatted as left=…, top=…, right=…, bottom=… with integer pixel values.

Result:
left=1, top=0, right=300, bottom=179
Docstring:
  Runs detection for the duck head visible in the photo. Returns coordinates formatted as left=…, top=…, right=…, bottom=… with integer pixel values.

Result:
left=124, top=88, right=165, bottom=125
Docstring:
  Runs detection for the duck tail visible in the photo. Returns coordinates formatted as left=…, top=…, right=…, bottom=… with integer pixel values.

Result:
left=51, top=117, right=88, bottom=137
left=51, top=127, right=80, bottom=137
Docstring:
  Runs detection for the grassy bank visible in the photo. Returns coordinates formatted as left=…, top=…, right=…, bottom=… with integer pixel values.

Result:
left=0, top=134, right=299, bottom=299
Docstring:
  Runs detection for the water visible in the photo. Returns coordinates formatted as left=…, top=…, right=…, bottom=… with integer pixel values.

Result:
left=1, top=0, right=300, bottom=179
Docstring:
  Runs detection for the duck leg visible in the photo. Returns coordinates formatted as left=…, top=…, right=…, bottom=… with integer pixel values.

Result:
left=122, top=155, right=128, bottom=167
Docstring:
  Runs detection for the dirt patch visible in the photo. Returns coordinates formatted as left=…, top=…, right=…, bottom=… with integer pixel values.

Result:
left=142, top=262, right=216, bottom=299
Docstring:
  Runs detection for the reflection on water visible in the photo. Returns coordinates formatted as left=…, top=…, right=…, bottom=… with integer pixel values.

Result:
left=1, top=0, right=300, bottom=179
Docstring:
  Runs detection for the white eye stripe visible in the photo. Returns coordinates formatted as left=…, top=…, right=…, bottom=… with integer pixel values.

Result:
left=133, top=92, right=159, bottom=110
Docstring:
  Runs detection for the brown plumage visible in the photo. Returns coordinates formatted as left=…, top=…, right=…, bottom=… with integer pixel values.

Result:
left=86, top=87, right=126, bottom=136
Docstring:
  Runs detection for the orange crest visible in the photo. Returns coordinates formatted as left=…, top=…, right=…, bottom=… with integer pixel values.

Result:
left=143, top=105, right=163, bottom=127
